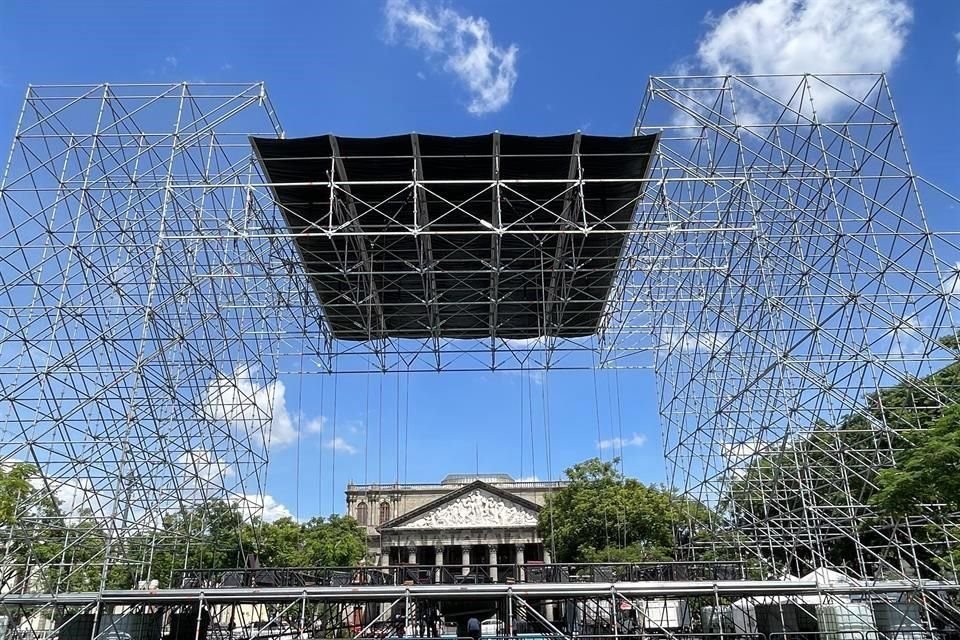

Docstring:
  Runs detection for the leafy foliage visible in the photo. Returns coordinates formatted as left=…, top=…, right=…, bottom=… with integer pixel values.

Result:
left=0, top=462, right=36, bottom=526
left=873, top=403, right=960, bottom=514
left=538, top=457, right=692, bottom=562
left=0, top=462, right=366, bottom=592
left=257, top=514, right=367, bottom=568
left=147, top=506, right=367, bottom=586
left=723, top=334, right=960, bottom=575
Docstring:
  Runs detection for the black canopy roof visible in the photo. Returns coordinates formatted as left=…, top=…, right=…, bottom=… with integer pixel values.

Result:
left=251, top=132, right=657, bottom=342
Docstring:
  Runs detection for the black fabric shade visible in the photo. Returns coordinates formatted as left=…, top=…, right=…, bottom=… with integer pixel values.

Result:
left=251, top=133, right=657, bottom=342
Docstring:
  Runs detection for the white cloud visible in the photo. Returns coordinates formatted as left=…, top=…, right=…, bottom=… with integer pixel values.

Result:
left=305, top=416, right=326, bottom=434
left=942, top=263, right=960, bottom=296
left=201, top=366, right=297, bottom=449
left=234, top=494, right=293, bottom=523
left=694, top=0, right=912, bottom=116
left=719, top=439, right=768, bottom=480
left=697, top=0, right=911, bottom=75
left=306, top=416, right=364, bottom=436
left=176, top=450, right=235, bottom=506
left=721, top=440, right=764, bottom=465
left=503, top=336, right=547, bottom=350
left=165, top=56, right=178, bottom=68
left=956, top=32, right=960, bottom=68
left=659, top=328, right=731, bottom=354
left=384, top=0, right=518, bottom=115
left=51, top=477, right=109, bottom=518
left=597, top=433, right=647, bottom=450
left=179, top=450, right=234, bottom=484
left=324, top=436, right=358, bottom=455
left=4, top=461, right=113, bottom=521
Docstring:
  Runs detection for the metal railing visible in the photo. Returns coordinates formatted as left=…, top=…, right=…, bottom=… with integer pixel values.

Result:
left=172, top=561, right=746, bottom=589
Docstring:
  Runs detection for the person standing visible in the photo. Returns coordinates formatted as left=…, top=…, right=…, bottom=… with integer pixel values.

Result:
left=466, top=616, right=481, bottom=640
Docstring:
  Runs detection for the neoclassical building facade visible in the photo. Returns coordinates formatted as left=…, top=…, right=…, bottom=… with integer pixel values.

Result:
left=345, top=474, right=566, bottom=574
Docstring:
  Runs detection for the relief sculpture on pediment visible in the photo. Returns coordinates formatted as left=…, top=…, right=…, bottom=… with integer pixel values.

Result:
left=403, top=489, right=537, bottom=528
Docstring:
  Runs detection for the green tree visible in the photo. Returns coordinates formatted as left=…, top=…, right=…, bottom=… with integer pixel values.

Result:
left=539, top=457, right=687, bottom=562
left=258, top=514, right=366, bottom=567
left=873, top=403, right=960, bottom=515
left=721, top=333, right=960, bottom=576
left=0, top=472, right=367, bottom=592
left=0, top=462, right=36, bottom=526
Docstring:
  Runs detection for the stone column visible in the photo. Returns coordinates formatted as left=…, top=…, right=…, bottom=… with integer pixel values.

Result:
left=515, top=543, right=526, bottom=582
left=461, top=544, right=472, bottom=576
left=434, top=545, right=444, bottom=584
left=402, top=545, right=418, bottom=586
left=380, top=546, right=391, bottom=567
left=488, top=544, right=498, bottom=583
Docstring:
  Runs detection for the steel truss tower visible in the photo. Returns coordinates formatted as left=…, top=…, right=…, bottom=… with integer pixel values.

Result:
left=0, top=74, right=958, bottom=631
left=634, top=73, right=960, bottom=585
left=0, top=83, right=287, bottom=596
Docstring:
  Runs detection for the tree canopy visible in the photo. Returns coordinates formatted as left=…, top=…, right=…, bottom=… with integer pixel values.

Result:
left=538, top=457, right=692, bottom=563
left=873, top=403, right=960, bottom=515
left=0, top=462, right=367, bottom=592
left=723, top=333, right=960, bottom=576
left=137, top=504, right=368, bottom=587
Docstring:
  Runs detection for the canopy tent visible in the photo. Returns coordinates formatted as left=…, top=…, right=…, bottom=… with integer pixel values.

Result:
left=252, top=132, right=657, bottom=342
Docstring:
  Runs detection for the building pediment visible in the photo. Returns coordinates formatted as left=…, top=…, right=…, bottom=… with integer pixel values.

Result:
left=382, top=481, right=540, bottom=530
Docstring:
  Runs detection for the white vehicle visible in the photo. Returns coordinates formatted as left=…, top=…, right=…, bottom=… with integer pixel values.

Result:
left=480, top=618, right=503, bottom=638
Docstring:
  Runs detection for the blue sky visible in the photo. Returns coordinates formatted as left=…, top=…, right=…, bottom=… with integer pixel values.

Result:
left=1, top=0, right=959, bottom=521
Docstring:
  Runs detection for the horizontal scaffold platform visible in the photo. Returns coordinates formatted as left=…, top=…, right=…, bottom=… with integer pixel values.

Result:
left=2, top=579, right=956, bottom=606
left=252, top=132, right=658, bottom=341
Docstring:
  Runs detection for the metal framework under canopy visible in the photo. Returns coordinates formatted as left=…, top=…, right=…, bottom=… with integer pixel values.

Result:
left=252, top=133, right=658, bottom=341
left=6, top=76, right=960, bottom=635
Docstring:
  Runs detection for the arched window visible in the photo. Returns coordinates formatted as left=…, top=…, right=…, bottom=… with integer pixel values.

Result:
left=379, top=501, right=391, bottom=524
left=356, top=502, right=368, bottom=526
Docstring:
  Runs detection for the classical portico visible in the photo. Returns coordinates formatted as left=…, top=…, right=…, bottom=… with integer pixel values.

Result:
left=377, top=480, right=546, bottom=582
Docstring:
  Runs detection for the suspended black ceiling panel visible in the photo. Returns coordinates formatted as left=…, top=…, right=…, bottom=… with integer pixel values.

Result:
left=251, top=132, right=657, bottom=342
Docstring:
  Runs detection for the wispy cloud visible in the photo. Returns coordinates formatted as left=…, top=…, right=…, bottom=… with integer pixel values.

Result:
left=692, top=0, right=912, bottom=116
left=234, top=493, right=293, bottom=522
left=597, top=433, right=647, bottom=450
left=305, top=416, right=363, bottom=436
left=384, top=0, right=518, bottom=115
left=164, top=56, right=178, bottom=68
left=176, top=450, right=235, bottom=506
left=697, top=0, right=911, bottom=75
left=721, top=440, right=764, bottom=465
left=201, top=366, right=305, bottom=449
left=305, top=416, right=326, bottom=434
left=324, top=436, right=358, bottom=455
left=659, top=328, right=731, bottom=354
left=942, top=263, right=960, bottom=296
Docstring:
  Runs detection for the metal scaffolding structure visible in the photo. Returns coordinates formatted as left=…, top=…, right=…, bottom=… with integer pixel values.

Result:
left=0, top=83, right=286, bottom=596
left=632, top=73, right=960, bottom=586
left=1, top=577, right=955, bottom=640
left=1, top=74, right=960, bottom=637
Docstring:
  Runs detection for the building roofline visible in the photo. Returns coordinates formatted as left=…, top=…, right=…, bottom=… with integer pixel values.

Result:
left=346, top=480, right=567, bottom=493
left=377, top=480, right=543, bottom=530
